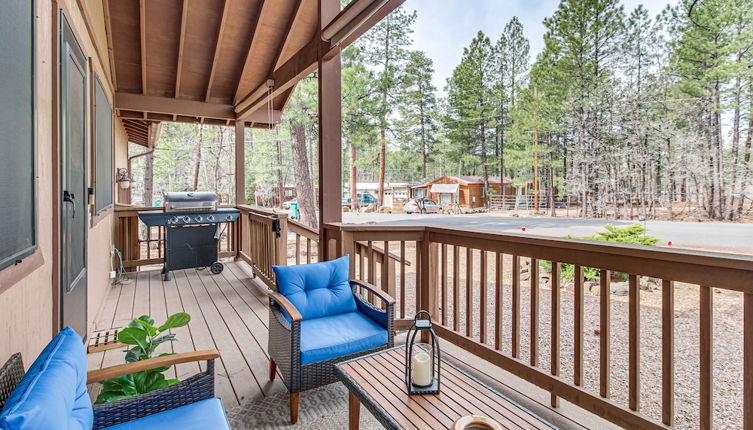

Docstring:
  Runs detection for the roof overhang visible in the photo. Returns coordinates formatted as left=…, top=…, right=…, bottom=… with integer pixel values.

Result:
left=104, top=0, right=404, bottom=145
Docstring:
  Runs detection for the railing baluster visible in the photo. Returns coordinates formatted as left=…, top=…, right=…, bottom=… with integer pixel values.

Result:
left=495, top=252, right=503, bottom=350
left=453, top=245, right=460, bottom=332
left=295, top=234, right=300, bottom=265
left=466, top=247, right=474, bottom=337
left=745, top=292, right=753, bottom=430
left=550, top=262, right=561, bottom=407
left=629, top=274, right=640, bottom=411
left=662, top=279, right=674, bottom=426
left=480, top=250, right=488, bottom=344
left=400, top=241, right=406, bottom=319
left=367, top=241, right=375, bottom=303
left=530, top=257, right=539, bottom=366
left=700, top=285, right=713, bottom=429
left=441, top=244, right=447, bottom=326
left=512, top=254, right=520, bottom=358
left=574, top=265, right=584, bottom=386
left=600, top=269, right=611, bottom=398
left=381, top=241, right=390, bottom=295
left=306, top=238, right=312, bottom=264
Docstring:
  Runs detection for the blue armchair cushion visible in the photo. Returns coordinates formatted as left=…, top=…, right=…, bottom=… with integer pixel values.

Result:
left=0, top=327, right=93, bottom=430
left=273, top=255, right=356, bottom=321
left=101, top=398, right=229, bottom=430
left=299, top=312, right=387, bottom=365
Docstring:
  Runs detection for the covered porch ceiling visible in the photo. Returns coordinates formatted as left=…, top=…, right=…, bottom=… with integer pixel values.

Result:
left=105, top=0, right=403, bottom=146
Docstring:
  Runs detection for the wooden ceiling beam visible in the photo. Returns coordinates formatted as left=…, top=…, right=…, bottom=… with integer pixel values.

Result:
left=273, top=0, right=304, bottom=71
left=175, top=0, right=189, bottom=98
left=235, top=37, right=321, bottom=119
left=233, top=0, right=270, bottom=104
left=115, top=92, right=282, bottom=123
left=102, top=0, right=117, bottom=90
left=139, top=0, right=147, bottom=95
left=205, top=0, right=231, bottom=102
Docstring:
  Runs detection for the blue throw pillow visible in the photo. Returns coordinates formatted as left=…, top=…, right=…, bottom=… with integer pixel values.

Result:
left=273, top=255, right=356, bottom=320
left=0, top=327, right=93, bottom=430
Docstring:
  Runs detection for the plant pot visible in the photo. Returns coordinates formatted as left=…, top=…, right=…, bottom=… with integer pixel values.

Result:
left=453, top=415, right=505, bottom=430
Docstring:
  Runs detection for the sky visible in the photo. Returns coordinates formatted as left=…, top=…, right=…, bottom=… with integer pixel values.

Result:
left=408, top=0, right=674, bottom=94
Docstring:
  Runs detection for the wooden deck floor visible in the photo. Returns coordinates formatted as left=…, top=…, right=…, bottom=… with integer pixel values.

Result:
left=87, top=261, right=612, bottom=429
left=87, top=261, right=287, bottom=409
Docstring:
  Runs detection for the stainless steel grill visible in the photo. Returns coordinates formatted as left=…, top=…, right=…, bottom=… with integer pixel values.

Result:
left=138, top=191, right=239, bottom=281
left=164, top=191, right=218, bottom=212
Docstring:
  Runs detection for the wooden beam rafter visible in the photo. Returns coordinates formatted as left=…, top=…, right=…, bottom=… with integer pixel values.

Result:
left=139, top=0, right=147, bottom=95
left=102, top=0, right=118, bottom=90
left=233, top=0, right=270, bottom=104
left=205, top=0, right=231, bottom=102
left=273, top=0, right=305, bottom=71
left=175, top=0, right=189, bottom=98
left=116, top=92, right=281, bottom=123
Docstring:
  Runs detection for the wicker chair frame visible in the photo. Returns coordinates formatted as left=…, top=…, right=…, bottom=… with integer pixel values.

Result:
left=0, top=352, right=216, bottom=429
left=268, top=280, right=395, bottom=422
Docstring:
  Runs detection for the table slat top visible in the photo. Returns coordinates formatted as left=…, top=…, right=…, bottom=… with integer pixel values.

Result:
left=336, top=347, right=555, bottom=430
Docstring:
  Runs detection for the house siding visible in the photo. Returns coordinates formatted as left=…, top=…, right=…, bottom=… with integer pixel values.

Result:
left=0, top=0, right=127, bottom=366
left=424, top=176, right=512, bottom=208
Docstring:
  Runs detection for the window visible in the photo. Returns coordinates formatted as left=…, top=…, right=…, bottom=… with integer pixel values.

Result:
left=93, top=75, right=113, bottom=214
left=0, top=1, right=35, bottom=271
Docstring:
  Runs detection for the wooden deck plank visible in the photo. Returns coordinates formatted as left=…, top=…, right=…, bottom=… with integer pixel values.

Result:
left=162, top=270, right=201, bottom=379
left=148, top=270, right=175, bottom=379
left=172, top=269, right=240, bottom=407
left=195, top=266, right=286, bottom=398
left=185, top=267, right=263, bottom=405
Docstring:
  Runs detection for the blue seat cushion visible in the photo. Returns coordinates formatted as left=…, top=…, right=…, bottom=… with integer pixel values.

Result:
left=101, top=398, right=229, bottom=430
left=0, top=327, right=92, bottom=430
left=300, top=312, right=387, bottom=365
left=273, top=255, right=356, bottom=321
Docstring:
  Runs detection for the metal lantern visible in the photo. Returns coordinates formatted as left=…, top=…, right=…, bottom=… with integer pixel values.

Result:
left=405, top=310, right=440, bottom=395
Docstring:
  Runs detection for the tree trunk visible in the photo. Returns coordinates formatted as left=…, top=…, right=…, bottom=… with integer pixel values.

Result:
left=290, top=123, right=317, bottom=229
left=143, top=151, right=154, bottom=207
left=192, top=125, right=204, bottom=191
left=350, top=141, right=358, bottom=212
left=275, top=134, right=284, bottom=209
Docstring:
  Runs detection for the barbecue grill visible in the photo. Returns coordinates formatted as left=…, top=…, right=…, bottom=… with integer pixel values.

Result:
left=138, top=192, right=240, bottom=281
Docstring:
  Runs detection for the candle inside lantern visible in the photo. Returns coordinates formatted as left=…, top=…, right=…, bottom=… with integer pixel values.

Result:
left=411, top=351, right=433, bottom=387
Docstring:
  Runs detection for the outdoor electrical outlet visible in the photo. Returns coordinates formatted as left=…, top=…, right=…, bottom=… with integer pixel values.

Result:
left=109, top=271, right=117, bottom=279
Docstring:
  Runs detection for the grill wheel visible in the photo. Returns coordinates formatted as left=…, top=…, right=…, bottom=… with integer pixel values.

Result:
left=210, top=262, right=224, bottom=275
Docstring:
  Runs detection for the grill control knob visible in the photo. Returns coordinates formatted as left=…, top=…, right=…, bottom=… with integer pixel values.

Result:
left=182, top=216, right=190, bottom=223
left=170, top=216, right=178, bottom=224
left=226, top=215, right=233, bottom=221
left=207, top=215, right=215, bottom=222
left=195, top=215, right=202, bottom=222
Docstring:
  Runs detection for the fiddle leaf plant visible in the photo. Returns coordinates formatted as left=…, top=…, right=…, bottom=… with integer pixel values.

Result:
left=95, top=312, right=191, bottom=404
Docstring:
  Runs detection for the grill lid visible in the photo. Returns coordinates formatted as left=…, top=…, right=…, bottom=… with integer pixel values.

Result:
left=164, top=191, right=217, bottom=212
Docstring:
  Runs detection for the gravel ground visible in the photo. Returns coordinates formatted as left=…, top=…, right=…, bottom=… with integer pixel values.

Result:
left=286, top=240, right=745, bottom=429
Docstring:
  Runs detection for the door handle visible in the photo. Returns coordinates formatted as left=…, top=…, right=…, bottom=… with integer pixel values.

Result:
left=63, top=190, right=76, bottom=218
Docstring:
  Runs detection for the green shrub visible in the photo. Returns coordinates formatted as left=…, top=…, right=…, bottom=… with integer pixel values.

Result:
left=539, top=224, right=658, bottom=281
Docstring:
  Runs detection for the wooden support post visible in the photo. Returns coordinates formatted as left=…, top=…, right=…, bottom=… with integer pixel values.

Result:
left=317, top=0, right=342, bottom=261
left=235, top=121, right=245, bottom=205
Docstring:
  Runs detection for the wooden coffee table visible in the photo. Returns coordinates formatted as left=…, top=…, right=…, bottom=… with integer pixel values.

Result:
left=335, top=346, right=556, bottom=430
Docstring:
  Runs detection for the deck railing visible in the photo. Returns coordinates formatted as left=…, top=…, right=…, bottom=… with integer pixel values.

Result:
left=114, top=205, right=753, bottom=428
left=322, top=222, right=753, bottom=430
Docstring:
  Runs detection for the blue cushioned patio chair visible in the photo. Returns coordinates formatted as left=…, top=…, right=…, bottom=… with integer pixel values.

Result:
left=0, top=327, right=230, bottom=430
left=268, top=255, right=395, bottom=424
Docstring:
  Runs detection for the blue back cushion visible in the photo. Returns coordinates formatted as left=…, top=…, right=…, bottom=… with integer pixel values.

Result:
left=0, top=327, right=93, bottom=430
left=273, top=255, right=356, bottom=320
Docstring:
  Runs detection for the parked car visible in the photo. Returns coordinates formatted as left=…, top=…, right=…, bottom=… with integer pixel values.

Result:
left=282, top=198, right=297, bottom=209
left=403, top=198, right=441, bottom=214
left=341, top=192, right=378, bottom=206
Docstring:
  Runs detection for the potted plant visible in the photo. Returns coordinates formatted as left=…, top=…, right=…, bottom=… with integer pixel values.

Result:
left=95, top=312, right=191, bottom=404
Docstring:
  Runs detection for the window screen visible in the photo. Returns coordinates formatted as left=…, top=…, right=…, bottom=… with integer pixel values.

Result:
left=0, top=1, right=35, bottom=271
left=94, top=76, right=113, bottom=213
